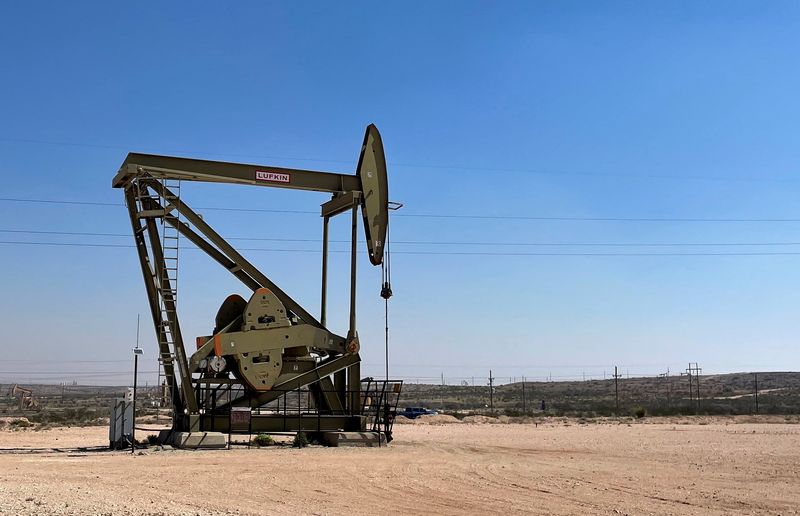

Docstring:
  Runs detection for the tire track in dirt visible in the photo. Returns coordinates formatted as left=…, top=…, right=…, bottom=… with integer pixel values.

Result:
left=2, top=421, right=800, bottom=514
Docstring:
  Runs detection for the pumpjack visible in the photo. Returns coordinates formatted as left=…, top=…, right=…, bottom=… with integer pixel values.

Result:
left=112, top=125, right=401, bottom=443
left=10, top=384, right=38, bottom=410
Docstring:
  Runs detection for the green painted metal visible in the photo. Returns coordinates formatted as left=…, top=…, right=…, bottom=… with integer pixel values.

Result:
left=357, top=124, right=389, bottom=266
left=113, top=126, right=388, bottom=435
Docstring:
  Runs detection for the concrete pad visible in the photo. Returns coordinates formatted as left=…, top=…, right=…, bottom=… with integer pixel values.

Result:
left=171, top=431, right=227, bottom=449
left=322, top=431, right=386, bottom=447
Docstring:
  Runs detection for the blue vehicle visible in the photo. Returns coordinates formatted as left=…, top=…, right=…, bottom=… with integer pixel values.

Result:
left=398, top=407, right=438, bottom=419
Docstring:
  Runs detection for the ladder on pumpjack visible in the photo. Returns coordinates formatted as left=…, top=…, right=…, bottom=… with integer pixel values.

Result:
left=158, top=179, right=181, bottom=411
left=134, top=178, right=182, bottom=412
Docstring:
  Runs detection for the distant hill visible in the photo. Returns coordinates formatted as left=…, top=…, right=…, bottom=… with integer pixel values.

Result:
left=398, top=371, right=800, bottom=417
left=3, top=372, right=798, bottom=424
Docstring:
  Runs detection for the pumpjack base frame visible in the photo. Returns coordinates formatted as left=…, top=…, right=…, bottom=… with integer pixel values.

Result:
left=200, top=414, right=365, bottom=434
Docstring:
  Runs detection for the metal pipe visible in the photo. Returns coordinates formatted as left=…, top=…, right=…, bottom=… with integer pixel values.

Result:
left=348, top=204, right=358, bottom=336
left=321, top=215, right=329, bottom=327
left=348, top=361, right=361, bottom=417
left=347, top=204, right=360, bottom=414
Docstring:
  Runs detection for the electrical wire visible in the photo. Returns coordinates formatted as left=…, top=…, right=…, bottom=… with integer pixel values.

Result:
left=1, top=239, right=799, bottom=256
left=0, top=136, right=794, bottom=182
left=3, top=228, right=800, bottom=247
left=0, top=197, right=316, bottom=214
left=397, top=213, right=800, bottom=223
left=2, top=197, right=800, bottom=223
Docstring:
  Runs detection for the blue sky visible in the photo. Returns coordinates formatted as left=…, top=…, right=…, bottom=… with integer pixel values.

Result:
left=0, top=2, right=798, bottom=385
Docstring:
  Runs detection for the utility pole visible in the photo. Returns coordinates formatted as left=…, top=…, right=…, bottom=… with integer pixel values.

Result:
left=694, top=364, right=701, bottom=410
left=131, top=314, right=142, bottom=454
left=521, top=376, right=527, bottom=414
left=666, top=367, right=671, bottom=408
left=685, top=363, right=701, bottom=414
left=613, top=366, right=622, bottom=416
left=656, top=372, right=661, bottom=406
left=440, top=372, right=445, bottom=411
left=489, top=370, right=494, bottom=413
left=667, top=368, right=672, bottom=409
left=657, top=368, right=671, bottom=410
left=754, top=372, right=759, bottom=414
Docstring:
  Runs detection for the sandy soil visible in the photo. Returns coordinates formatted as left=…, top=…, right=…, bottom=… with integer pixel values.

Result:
left=0, top=417, right=798, bottom=515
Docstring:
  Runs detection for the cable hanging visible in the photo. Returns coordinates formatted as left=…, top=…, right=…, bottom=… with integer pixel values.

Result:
left=381, top=220, right=392, bottom=381
left=381, top=203, right=402, bottom=380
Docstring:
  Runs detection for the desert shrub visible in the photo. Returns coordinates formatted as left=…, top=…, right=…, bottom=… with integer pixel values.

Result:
left=26, top=407, right=105, bottom=427
left=146, top=434, right=159, bottom=445
left=633, top=406, right=646, bottom=419
left=253, top=434, right=274, bottom=447
left=292, top=431, right=308, bottom=448
left=10, top=418, right=32, bottom=428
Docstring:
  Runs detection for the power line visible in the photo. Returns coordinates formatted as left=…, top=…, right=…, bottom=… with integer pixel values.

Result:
left=0, top=137, right=794, bottom=183
left=0, top=370, right=159, bottom=376
left=398, top=213, right=800, bottom=223
left=364, top=251, right=800, bottom=256
left=364, top=362, right=683, bottom=369
left=0, top=229, right=131, bottom=238
left=0, top=359, right=696, bottom=369
left=0, top=137, right=353, bottom=165
left=2, top=197, right=800, bottom=223
left=3, top=228, right=800, bottom=248
left=1, top=239, right=799, bottom=256
left=0, top=369, right=782, bottom=384
left=0, top=197, right=315, bottom=214
left=0, top=241, right=132, bottom=248
left=4, top=359, right=130, bottom=364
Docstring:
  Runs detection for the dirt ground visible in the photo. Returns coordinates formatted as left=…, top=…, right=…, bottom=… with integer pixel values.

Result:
left=0, top=417, right=798, bottom=515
